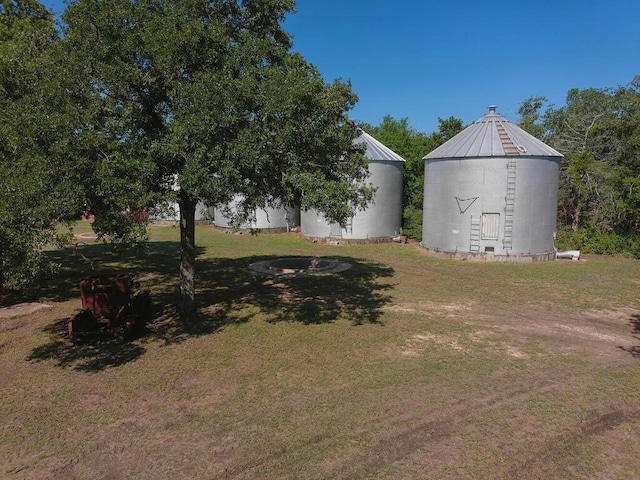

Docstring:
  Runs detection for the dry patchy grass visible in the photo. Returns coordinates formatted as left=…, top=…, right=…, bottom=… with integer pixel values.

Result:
left=1, top=224, right=639, bottom=479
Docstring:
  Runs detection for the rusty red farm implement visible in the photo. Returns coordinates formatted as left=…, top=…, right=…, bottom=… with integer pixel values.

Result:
left=68, top=274, right=150, bottom=343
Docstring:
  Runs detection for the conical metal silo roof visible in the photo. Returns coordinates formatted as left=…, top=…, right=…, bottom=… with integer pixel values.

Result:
left=355, top=130, right=406, bottom=162
left=424, top=106, right=562, bottom=159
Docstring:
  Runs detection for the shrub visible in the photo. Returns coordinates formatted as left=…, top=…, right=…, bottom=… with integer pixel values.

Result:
left=402, top=205, right=422, bottom=240
left=556, top=228, right=639, bottom=257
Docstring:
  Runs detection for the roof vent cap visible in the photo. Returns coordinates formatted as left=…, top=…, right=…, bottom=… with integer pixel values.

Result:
left=487, top=105, right=498, bottom=114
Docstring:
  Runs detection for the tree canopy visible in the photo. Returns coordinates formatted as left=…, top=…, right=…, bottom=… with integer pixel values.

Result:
left=58, top=0, right=373, bottom=314
left=0, top=0, right=83, bottom=288
left=518, top=78, right=640, bottom=255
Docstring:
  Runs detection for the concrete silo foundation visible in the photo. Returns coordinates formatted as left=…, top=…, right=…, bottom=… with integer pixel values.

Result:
left=419, top=247, right=557, bottom=262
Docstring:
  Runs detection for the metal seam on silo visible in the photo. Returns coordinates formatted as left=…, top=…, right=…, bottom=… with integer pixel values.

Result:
left=461, top=123, right=483, bottom=157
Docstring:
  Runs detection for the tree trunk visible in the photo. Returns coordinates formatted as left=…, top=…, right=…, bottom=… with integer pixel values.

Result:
left=178, top=190, right=197, bottom=319
left=572, top=203, right=581, bottom=231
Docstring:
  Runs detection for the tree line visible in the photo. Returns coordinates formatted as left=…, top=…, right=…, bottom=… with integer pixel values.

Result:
left=518, top=83, right=640, bottom=256
left=2, top=0, right=639, bottom=308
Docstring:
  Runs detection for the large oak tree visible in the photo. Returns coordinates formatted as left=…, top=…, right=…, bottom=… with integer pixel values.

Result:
left=60, top=0, right=372, bottom=315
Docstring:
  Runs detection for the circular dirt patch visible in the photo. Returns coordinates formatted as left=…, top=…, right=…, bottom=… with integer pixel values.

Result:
left=249, top=257, right=351, bottom=276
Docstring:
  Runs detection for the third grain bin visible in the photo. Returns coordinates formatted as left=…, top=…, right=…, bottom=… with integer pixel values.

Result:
left=421, top=106, right=563, bottom=261
left=301, top=130, right=405, bottom=242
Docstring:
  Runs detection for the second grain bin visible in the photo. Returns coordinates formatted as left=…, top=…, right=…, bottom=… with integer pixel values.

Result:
left=213, top=195, right=299, bottom=232
left=301, top=130, right=405, bottom=242
left=421, top=106, right=563, bottom=261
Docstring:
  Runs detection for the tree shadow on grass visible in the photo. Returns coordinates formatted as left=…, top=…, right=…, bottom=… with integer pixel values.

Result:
left=36, top=240, right=185, bottom=304
left=28, top=241, right=189, bottom=371
left=28, top=318, right=147, bottom=371
left=150, top=255, right=395, bottom=345
left=29, top=244, right=395, bottom=371
left=200, top=255, right=394, bottom=324
left=618, top=313, right=640, bottom=358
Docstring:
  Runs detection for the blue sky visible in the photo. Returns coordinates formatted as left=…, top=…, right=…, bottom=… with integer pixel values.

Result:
left=42, top=0, right=640, bottom=134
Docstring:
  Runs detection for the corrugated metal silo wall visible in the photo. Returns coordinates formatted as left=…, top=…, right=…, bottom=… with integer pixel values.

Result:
left=422, top=156, right=559, bottom=255
left=253, top=204, right=299, bottom=229
left=214, top=194, right=299, bottom=230
left=300, top=209, right=330, bottom=237
left=152, top=201, right=210, bottom=222
left=348, top=160, right=403, bottom=238
left=301, top=160, right=403, bottom=240
left=213, top=203, right=235, bottom=228
left=511, top=157, right=560, bottom=253
left=195, top=202, right=211, bottom=221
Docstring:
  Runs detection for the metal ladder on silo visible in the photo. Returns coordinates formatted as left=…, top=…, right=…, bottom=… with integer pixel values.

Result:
left=470, top=216, right=481, bottom=253
left=503, top=159, right=516, bottom=250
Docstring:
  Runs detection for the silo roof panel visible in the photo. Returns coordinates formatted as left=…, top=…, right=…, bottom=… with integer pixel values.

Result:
left=355, top=130, right=406, bottom=162
left=424, top=106, right=563, bottom=159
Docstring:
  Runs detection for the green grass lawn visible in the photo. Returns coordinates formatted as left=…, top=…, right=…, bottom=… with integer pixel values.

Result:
left=1, top=223, right=639, bottom=479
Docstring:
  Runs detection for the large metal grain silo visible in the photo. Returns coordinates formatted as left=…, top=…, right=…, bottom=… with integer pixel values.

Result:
left=213, top=194, right=299, bottom=232
left=421, top=106, right=563, bottom=262
left=301, top=130, right=405, bottom=242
